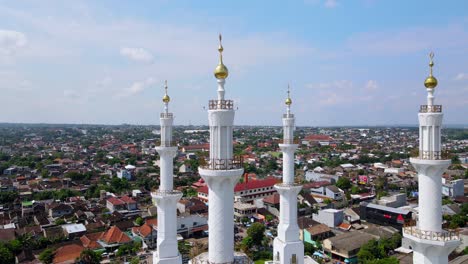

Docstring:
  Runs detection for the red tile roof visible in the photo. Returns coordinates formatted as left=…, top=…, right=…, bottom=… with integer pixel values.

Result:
left=132, top=223, right=154, bottom=237
left=80, top=232, right=103, bottom=249
left=53, top=244, right=84, bottom=264
left=99, top=226, right=132, bottom=244
left=145, top=218, right=158, bottom=227
left=263, top=193, right=280, bottom=205
left=107, top=197, right=125, bottom=206
left=120, top=195, right=136, bottom=204
left=302, top=181, right=331, bottom=189
left=304, top=135, right=333, bottom=141
left=197, top=177, right=278, bottom=194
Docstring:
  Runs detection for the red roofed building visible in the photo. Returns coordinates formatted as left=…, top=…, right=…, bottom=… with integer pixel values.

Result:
left=97, top=226, right=132, bottom=249
left=198, top=177, right=279, bottom=203
left=53, top=244, right=84, bottom=264
left=181, top=143, right=210, bottom=153
left=80, top=232, right=103, bottom=250
left=304, top=134, right=333, bottom=146
left=132, top=223, right=157, bottom=249
left=106, top=196, right=137, bottom=212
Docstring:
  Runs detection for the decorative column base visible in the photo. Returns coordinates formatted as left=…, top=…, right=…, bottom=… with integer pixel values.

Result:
left=273, top=183, right=303, bottom=264
left=272, top=239, right=304, bottom=264
left=189, top=252, right=252, bottom=264
left=152, top=190, right=183, bottom=264
left=153, top=251, right=182, bottom=264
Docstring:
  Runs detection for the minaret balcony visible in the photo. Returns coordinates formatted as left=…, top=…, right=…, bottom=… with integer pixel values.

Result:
left=199, top=156, right=243, bottom=170
left=160, top=113, right=174, bottom=118
left=420, top=105, right=442, bottom=113
left=209, top=99, right=234, bottom=110
left=403, top=225, right=460, bottom=243
left=283, top=113, right=295, bottom=118
left=413, top=150, right=451, bottom=160
left=282, top=139, right=300, bottom=144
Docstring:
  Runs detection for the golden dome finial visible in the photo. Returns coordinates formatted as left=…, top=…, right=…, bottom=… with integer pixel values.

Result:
left=162, top=80, right=170, bottom=103
left=424, top=51, right=438, bottom=89
left=285, top=84, right=292, bottom=106
left=214, top=34, right=229, bottom=79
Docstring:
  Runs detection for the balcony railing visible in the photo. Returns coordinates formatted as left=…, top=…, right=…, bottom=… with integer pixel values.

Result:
left=209, top=99, right=234, bottom=110
left=155, top=190, right=182, bottom=196
left=420, top=105, right=442, bottom=113
left=283, top=113, right=295, bottom=118
left=413, top=150, right=451, bottom=160
left=276, top=182, right=301, bottom=188
left=160, top=113, right=173, bottom=118
left=282, top=139, right=300, bottom=144
left=403, top=226, right=460, bottom=242
left=199, top=156, right=243, bottom=170
left=156, top=141, right=177, bottom=147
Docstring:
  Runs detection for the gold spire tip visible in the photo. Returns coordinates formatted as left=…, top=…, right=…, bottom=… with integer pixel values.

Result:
left=424, top=51, right=437, bottom=89
left=214, top=34, right=228, bottom=79
left=162, top=80, right=170, bottom=103
left=285, top=84, right=292, bottom=106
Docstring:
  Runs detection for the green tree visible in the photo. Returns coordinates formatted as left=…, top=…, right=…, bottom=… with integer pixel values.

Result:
left=247, top=222, right=266, bottom=246
left=7, top=239, right=22, bottom=253
left=38, top=248, right=54, bottom=264
left=130, top=257, right=140, bottom=264
left=0, top=245, right=13, bottom=264
left=135, top=217, right=144, bottom=226
left=336, top=177, right=351, bottom=190
left=76, top=249, right=102, bottom=264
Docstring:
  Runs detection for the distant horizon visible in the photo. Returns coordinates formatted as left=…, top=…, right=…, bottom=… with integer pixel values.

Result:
left=1, top=122, right=467, bottom=129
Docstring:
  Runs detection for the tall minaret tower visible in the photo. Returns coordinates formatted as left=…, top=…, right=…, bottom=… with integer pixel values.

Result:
left=403, top=53, right=460, bottom=264
left=273, top=86, right=304, bottom=264
left=192, top=35, right=245, bottom=264
left=152, top=81, right=182, bottom=264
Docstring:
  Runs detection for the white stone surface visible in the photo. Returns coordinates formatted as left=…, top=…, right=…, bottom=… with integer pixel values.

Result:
left=273, top=109, right=304, bottom=264
left=194, top=76, right=245, bottom=264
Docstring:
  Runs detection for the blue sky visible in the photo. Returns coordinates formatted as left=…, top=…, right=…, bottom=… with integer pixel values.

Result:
left=1, top=0, right=467, bottom=126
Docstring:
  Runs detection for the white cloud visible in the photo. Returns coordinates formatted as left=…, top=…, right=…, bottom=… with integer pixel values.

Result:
left=454, top=73, right=468, bottom=81
left=117, top=77, right=156, bottom=98
left=120, top=47, right=154, bottom=63
left=365, top=80, right=378, bottom=91
left=324, top=0, right=339, bottom=8
left=0, top=29, right=27, bottom=55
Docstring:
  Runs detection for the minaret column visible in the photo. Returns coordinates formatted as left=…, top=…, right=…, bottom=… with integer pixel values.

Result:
left=153, top=81, right=182, bottom=264
left=273, top=87, right=304, bottom=264
left=403, top=53, right=460, bottom=264
left=191, top=35, right=247, bottom=264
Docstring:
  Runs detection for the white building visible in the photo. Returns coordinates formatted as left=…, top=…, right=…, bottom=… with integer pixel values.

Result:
left=442, top=178, right=464, bottom=198
left=312, top=209, right=344, bottom=228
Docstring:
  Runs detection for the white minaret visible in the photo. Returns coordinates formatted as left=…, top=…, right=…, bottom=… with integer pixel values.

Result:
left=403, top=53, right=460, bottom=264
left=273, top=86, right=304, bottom=264
left=152, top=81, right=183, bottom=264
left=191, top=35, right=245, bottom=264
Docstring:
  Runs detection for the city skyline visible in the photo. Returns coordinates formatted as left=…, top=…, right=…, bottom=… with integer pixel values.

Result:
left=1, top=0, right=468, bottom=126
